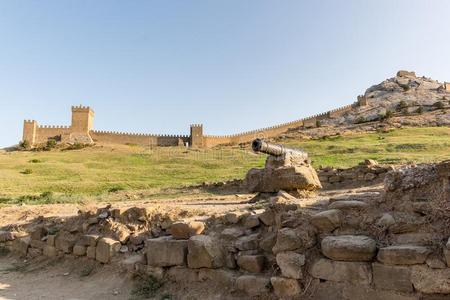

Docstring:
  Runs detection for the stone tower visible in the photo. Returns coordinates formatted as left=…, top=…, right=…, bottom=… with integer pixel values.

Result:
left=70, top=105, right=94, bottom=143
left=190, top=124, right=204, bottom=148
left=22, top=120, right=37, bottom=145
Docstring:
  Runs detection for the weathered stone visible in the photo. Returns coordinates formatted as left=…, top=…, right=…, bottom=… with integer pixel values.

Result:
left=235, top=234, right=259, bottom=251
left=170, top=221, right=205, bottom=240
left=273, top=227, right=316, bottom=254
left=276, top=251, right=305, bottom=279
left=328, top=200, right=368, bottom=210
left=236, top=275, right=271, bottom=297
left=259, top=231, right=277, bottom=253
left=73, top=244, right=87, bottom=256
left=245, top=164, right=322, bottom=193
left=95, top=237, right=121, bottom=263
left=224, top=211, right=248, bottom=224
left=411, top=265, right=450, bottom=294
left=426, top=255, right=446, bottom=269
left=243, top=215, right=260, bottom=229
left=308, top=281, right=344, bottom=300
left=321, top=235, right=377, bottom=262
left=43, top=245, right=57, bottom=257
left=221, top=227, right=245, bottom=239
left=376, top=213, right=395, bottom=228
left=258, top=209, right=275, bottom=226
left=146, top=236, right=187, bottom=267
left=30, top=226, right=47, bottom=241
left=310, top=209, right=342, bottom=232
left=30, top=239, right=46, bottom=249
left=343, top=285, right=417, bottom=300
left=372, top=263, right=413, bottom=293
left=55, top=231, right=77, bottom=253
left=114, top=225, right=131, bottom=244
left=377, top=245, right=430, bottom=265
left=309, top=258, right=372, bottom=285
left=46, top=235, right=56, bottom=246
left=270, top=277, right=301, bottom=298
left=86, top=246, right=96, bottom=259
left=187, top=235, right=223, bottom=269
left=237, top=255, right=265, bottom=273
left=391, top=232, right=434, bottom=245
left=0, top=231, right=15, bottom=242
left=397, top=70, right=416, bottom=77
left=79, top=234, right=99, bottom=247
left=13, top=236, right=30, bottom=256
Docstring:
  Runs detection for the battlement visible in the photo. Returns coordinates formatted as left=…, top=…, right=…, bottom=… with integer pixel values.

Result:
left=71, top=105, right=94, bottom=112
left=24, top=119, right=37, bottom=124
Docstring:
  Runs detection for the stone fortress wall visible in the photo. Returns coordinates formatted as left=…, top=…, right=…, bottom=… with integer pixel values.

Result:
left=22, top=97, right=367, bottom=148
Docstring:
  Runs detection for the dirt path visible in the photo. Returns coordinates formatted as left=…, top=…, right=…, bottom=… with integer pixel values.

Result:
left=0, top=255, right=132, bottom=300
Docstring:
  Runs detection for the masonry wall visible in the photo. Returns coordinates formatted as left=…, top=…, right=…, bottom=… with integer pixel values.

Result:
left=34, top=126, right=71, bottom=144
left=90, top=130, right=189, bottom=147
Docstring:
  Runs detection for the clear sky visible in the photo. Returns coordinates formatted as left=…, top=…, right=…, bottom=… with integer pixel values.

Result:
left=1, top=1, right=450, bottom=147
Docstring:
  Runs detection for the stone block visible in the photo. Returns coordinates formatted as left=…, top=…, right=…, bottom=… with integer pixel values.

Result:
left=372, top=263, right=413, bottom=293
left=187, top=235, right=223, bottom=269
left=235, top=234, right=259, bottom=251
left=86, top=246, right=96, bottom=259
left=13, top=236, right=30, bottom=256
left=30, top=226, right=47, bottom=241
left=273, top=227, right=316, bottom=254
left=270, top=277, right=301, bottom=298
left=146, top=236, right=187, bottom=267
left=258, top=209, right=275, bottom=226
left=328, top=200, right=368, bottom=210
left=243, top=215, right=260, bottom=229
left=170, top=221, right=205, bottom=240
left=236, top=275, right=271, bottom=297
left=276, top=251, right=305, bottom=279
left=309, top=258, right=372, bottom=285
left=73, top=244, right=87, bottom=256
left=46, top=235, right=56, bottom=246
left=43, top=245, right=57, bottom=257
left=377, top=245, right=430, bottom=265
left=95, top=237, right=121, bottom=263
left=55, top=231, right=77, bottom=253
left=321, top=235, right=377, bottom=262
left=411, top=265, right=450, bottom=294
left=237, top=255, right=265, bottom=273
left=221, top=227, right=245, bottom=239
left=310, top=209, right=342, bottom=232
left=79, top=234, right=99, bottom=247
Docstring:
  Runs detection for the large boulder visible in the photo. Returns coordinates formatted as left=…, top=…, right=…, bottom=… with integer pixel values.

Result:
left=273, top=227, right=316, bottom=254
left=146, top=236, right=188, bottom=267
left=245, top=165, right=321, bottom=193
left=321, top=235, right=377, bottom=262
left=237, top=255, right=265, bottom=273
left=187, top=235, right=224, bottom=269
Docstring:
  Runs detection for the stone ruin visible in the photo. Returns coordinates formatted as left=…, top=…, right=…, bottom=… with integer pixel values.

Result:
left=2, top=159, right=450, bottom=299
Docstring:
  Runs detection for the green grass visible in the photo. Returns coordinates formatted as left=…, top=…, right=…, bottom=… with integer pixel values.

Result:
left=1, top=127, right=450, bottom=201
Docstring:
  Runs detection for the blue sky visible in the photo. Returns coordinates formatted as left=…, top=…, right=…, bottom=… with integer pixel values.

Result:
left=1, top=1, right=450, bottom=147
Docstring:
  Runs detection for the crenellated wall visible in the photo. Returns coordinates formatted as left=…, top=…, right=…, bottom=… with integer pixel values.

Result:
left=22, top=97, right=367, bottom=148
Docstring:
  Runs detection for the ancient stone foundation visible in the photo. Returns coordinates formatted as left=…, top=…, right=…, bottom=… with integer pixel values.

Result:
left=3, top=161, right=450, bottom=299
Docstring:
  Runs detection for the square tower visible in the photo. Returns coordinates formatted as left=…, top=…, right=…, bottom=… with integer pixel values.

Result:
left=23, top=120, right=37, bottom=145
left=71, top=105, right=94, bottom=133
left=190, top=124, right=204, bottom=148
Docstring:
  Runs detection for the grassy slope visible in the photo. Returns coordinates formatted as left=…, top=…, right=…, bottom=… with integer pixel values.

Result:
left=1, top=127, right=449, bottom=201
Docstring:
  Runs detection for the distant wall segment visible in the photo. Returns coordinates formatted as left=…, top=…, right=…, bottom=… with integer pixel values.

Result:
left=22, top=97, right=367, bottom=148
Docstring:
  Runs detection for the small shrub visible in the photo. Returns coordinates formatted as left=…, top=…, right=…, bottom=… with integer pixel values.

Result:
left=45, top=139, right=57, bottom=150
left=397, top=100, right=408, bottom=110
left=108, top=186, right=125, bottom=193
left=130, top=275, right=163, bottom=299
left=416, top=106, right=424, bottom=114
left=65, top=143, right=89, bottom=151
left=19, top=140, right=31, bottom=150
left=29, top=159, right=41, bottom=163
left=402, top=85, right=410, bottom=92
left=433, top=101, right=445, bottom=109
left=315, top=120, right=321, bottom=127
left=21, top=168, right=33, bottom=175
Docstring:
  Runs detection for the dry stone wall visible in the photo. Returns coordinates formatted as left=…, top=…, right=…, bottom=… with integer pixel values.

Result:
left=3, top=162, right=450, bottom=299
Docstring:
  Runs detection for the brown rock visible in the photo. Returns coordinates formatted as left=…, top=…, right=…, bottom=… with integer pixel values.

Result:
left=43, top=245, right=57, bottom=257
left=276, top=251, right=305, bottom=279
left=95, top=237, right=121, bottom=263
left=170, top=221, right=205, bottom=240
left=321, top=235, right=377, bottom=262
left=13, top=236, right=30, bottom=256
left=55, top=231, right=76, bottom=254
left=310, top=209, right=342, bottom=232
left=309, top=258, right=372, bottom=285
left=86, top=246, right=96, bottom=259
left=243, top=215, right=260, bottom=229
left=372, top=263, right=413, bottom=293
left=146, top=236, right=188, bottom=267
left=236, top=275, right=271, bottom=297
left=235, top=234, right=260, bottom=251
left=273, top=227, right=316, bottom=254
left=411, top=265, right=450, bottom=294
left=237, top=255, right=265, bottom=273
left=73, top=244, right=87, bottom=256
left=377, top=245, right=430, bottom=265
left=187, top=235, right=223, bottom=269
left=258, top=209, right=275, bottom=226
left=271, top=277, right=301, bottom=298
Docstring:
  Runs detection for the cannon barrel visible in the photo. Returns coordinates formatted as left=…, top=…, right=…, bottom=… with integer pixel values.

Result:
left=251, top=139, right=308, bottom=158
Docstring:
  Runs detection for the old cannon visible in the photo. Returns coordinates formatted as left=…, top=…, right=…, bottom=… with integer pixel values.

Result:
left=245, top=139, right=321, bottom=193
